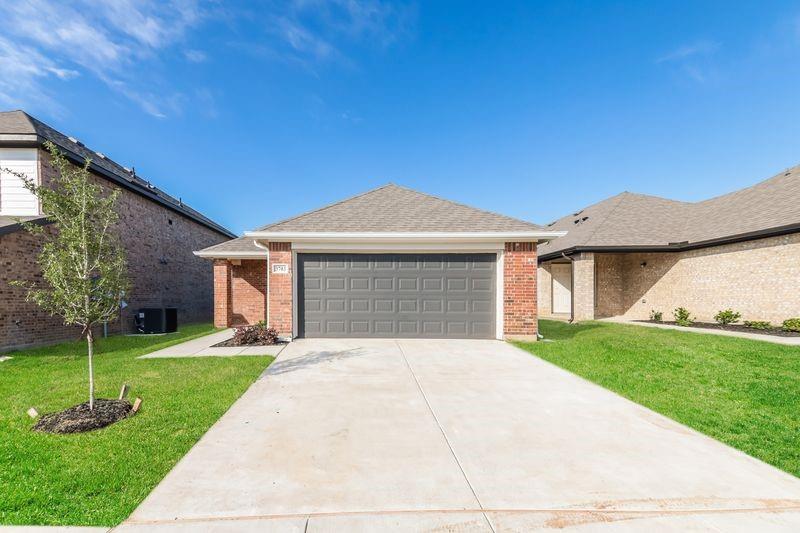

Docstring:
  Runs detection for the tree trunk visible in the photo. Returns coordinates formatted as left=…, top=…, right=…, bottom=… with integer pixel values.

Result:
left=87, top=328, right=95, bottom=411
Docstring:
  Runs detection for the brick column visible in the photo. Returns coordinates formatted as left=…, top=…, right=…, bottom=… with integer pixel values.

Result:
left=504, top=242, right=538, bottom=339
left=213, top=259, right=232, bottom=328
left=572, top=252, right=596, bottom=321
left=268, top=242, right=293, bottom=336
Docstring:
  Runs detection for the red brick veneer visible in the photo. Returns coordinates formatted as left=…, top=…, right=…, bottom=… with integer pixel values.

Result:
left=504, top=242, right=538, bottom=337
left=267, top=242, right=293, bottom=336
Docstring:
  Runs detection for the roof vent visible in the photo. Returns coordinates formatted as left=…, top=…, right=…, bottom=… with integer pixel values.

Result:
left=67, top=136, right=78, bottom=143
left=95, top=152, right=106, bottom=159
left=572, top=209, right=583, bottom=217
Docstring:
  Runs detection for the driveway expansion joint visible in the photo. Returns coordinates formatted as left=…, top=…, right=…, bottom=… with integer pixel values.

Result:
left=394, top=340, right=497, bottom=533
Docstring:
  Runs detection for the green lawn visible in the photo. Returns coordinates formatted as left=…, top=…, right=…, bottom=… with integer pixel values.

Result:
left=515, top=320, right=800, bottom=478
left=0, top=324, right=273, bottom=527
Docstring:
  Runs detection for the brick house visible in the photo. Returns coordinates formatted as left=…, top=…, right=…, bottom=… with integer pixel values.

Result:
left=538, top=165, right=800, bottom=324
left=196, top=184, right=564, bottom=340
left=0, top=110, right=235, bottom=351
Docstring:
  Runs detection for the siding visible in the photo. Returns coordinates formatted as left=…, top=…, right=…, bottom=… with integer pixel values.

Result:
left=0, top=148, right=39, bottom=216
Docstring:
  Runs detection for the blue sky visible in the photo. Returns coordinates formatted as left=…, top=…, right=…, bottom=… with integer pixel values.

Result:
left=2, top=1, right=800, bottom=234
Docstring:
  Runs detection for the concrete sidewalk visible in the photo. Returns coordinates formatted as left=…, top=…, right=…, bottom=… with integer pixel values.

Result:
left=138, top=330, right=285, bottom=358
left=117, top=339, right=800, bottom=531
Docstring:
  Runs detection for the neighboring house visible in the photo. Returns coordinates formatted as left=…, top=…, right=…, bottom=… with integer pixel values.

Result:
left=0, top=110, right=235, bottom=351
left=538, top=165, right=800, bottom=324
left=196, top=184, right=563, bottom=339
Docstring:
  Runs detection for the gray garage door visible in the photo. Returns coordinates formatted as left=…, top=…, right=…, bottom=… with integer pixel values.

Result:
left=298, top=253, right=496, bottom=338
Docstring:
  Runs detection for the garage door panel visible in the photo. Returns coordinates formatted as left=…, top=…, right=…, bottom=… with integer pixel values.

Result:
left=298, top=253, right=496, bottom=338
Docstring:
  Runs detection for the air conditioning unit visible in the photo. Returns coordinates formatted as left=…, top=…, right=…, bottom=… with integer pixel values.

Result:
left=135, top=308, right=178, bottom=334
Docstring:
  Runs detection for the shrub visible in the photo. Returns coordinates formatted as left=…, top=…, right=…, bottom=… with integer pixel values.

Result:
left=649, top=310, right=663, bottom=322
left=231, top=322, right=279, bottom=345
left=714, top=309, right=741, bottom=326
left=782, top=318, right=800, bottom=333
left=743, top=320, right=772, bottom=331
left=673, top=307, right=693, bottom=327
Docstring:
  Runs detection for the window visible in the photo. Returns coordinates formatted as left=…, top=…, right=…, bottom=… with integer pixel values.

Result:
left=0, top=148, right=39, bottom=216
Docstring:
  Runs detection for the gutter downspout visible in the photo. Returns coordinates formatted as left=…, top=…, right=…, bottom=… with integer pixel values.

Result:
left=561, top=252, right=575, bottom=323
left=253, top=240, right=270, bottom=327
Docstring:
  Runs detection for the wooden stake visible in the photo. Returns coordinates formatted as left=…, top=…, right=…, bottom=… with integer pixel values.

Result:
left=119, top=383, right=130, bottom=400
left=27, top=407, right=39, bottom=418
left=132, top=397, right=142, bottom=413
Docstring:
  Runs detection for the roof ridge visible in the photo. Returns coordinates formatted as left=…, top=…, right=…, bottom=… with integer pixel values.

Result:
left=257, top=183, right=396, bottom=231
left=386, top=183, right=541, bottom=229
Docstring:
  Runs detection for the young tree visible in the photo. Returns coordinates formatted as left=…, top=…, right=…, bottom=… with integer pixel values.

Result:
left=9, top=141, right=129, bottom=410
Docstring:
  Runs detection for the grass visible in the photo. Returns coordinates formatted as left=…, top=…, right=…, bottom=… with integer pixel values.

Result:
left=514, top=320, right=800, bottom=478
left=0, top=324, right=273, bottom=527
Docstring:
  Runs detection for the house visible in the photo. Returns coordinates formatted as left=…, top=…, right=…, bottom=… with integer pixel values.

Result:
left=195, top=184, right=564, bottom=339
left=0, top=110, right=235, bottom=351
left=538, top=165, right=800, bottom=324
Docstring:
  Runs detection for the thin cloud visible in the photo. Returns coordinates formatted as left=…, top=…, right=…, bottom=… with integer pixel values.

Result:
left=0, top=0, right=207, bottom=118
left=657, top=40, right=720, bottom=63
left=184, top=49, right=208, bottom=63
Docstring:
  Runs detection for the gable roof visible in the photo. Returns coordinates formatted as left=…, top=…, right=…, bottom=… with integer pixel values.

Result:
left=256, top=184, right=545, bottom=233
left=539, top=164, right=800, bottom=260
left=0, top=110, right=235, bottom=238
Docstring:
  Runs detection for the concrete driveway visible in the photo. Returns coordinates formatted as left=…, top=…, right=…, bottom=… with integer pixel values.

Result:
left=116, top=339, right=800, bottom=532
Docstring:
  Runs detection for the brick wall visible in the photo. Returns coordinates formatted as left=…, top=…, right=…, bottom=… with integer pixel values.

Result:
left=231, top=260, right=267, bottom=326
left=600, top=234, right=800, bottom=323
left=268, top=242, right=293, bottom=336
left=539, top=232, right=800, bottom=324
left=0, top=148, right=230, bottom=352
left=213, top=260, right=232, bottom=328
left=503, top=242, right=538, bottom=337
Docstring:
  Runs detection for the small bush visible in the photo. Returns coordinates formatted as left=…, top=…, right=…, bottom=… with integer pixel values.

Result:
left=714, top=309, right=741, bottom=325
left=673, top=307, right=693, bottom=326
left=649, top=310, right=663, bottom=322
left=743, top=320, right=772, bottom=331
left=782, top=318, right=800, bottom=333
left=231, top=322, right=279, bottom=345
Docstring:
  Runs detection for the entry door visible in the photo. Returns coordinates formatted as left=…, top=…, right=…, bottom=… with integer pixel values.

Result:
left=551, top=263, right=572, bottom=314
left=298, top=253, right=496, bottom=338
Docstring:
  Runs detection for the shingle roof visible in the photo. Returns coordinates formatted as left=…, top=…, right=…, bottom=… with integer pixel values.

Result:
left=196, top=236, right=265, bottom=256
left=0, top=110, right=234, bottom=238
left=258, top=183, right=544, bottom=233
left=539, top=164, right=800, bottom=259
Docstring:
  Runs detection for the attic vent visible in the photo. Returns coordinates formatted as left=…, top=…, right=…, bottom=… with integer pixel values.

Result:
left=67, top=136, right=78, bottom=143
left=95, top=152, right=106, bottom=159
left=572, top=210, right=583, bottom=216
left=573, top=216, right=589, bottom=225
left=546, top=221, right=556, bottom=227
left=786, top=171, right=792, bottom=176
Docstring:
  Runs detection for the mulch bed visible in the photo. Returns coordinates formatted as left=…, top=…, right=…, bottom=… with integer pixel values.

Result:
left=212, top=338, right=285, bottom=347
left=638, top=320, right=800, bottom=338
left=33, top=399, right=134, bottom=434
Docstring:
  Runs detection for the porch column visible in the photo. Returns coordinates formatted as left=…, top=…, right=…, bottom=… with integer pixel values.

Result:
left=572, top=252, right=596, bottom=321
left=213, top=259, right=232, bottom=328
